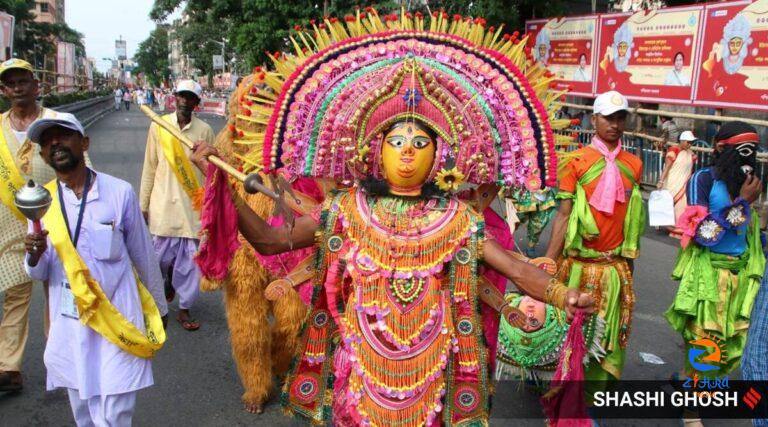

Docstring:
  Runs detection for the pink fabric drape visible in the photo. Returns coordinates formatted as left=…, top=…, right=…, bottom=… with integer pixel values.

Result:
left=589, top=136, right=625, bottom=215
left=541, top=311, right=591, bottom=426
left=195, top=164, right=241, bottom=280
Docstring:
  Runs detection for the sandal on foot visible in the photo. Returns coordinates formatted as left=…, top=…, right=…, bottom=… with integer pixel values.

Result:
left=176, top=316, right=200, bottom=331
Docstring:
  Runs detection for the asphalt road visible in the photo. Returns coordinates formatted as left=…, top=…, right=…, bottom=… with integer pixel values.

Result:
left=0, top=107, right=747, bottom=426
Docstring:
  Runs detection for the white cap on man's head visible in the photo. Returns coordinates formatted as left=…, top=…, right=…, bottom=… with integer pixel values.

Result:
left=679, top=130, right=696, bottom=142
left=27, top=112, right=85, bottom=144
left=593, top=91, right=629, bottom=116
left=174, top=79, right=202, bottom=99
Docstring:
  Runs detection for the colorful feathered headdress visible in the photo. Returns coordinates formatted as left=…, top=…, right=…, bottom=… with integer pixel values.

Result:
left=231, top=8, right=572, bottom=191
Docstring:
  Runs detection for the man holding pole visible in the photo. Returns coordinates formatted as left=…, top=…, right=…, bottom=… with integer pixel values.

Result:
left=544, top=91, right=644, bottom=390
left=140, top=79, right=212, bottom=331
left=0, top=58, right=58, bottom=392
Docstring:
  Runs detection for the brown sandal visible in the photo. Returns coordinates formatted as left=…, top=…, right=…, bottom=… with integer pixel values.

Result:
left=176, top=314, right=200, bottom=331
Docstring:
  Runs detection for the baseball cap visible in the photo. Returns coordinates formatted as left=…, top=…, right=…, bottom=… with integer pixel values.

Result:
left=0, top=58, right=34, bottom=80
left=27, top=113, right=85, bottom=144
left=174, top=79, right=202, bottom=99
left=593, top=91, right=629, bottom=116
left=679, top=131, right=696, bottom=142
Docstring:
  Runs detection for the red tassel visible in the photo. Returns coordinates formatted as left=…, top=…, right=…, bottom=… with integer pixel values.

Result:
left=541, top=311, right=591, bottom=427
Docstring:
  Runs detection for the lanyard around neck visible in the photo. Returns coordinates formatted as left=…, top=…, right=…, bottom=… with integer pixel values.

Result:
left=57, top=169, right=93, bottom=248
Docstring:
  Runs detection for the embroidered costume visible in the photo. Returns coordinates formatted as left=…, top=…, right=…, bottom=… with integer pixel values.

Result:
left=195, top=8, right=578, bottom=426
left=508, top=187, right=557, bottom=256
left=556, top=137, right=644, bottom=384
left=666, top=167, right=765, bottom=374
left=495, top=293, right=604, bottom=386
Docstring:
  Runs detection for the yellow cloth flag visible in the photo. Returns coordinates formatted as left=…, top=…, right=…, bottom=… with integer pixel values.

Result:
left=0, top=130, right=28, bottom=221
left=157, top=115, right=203, bottom=211
left=43, top=180, right=166, bottom=359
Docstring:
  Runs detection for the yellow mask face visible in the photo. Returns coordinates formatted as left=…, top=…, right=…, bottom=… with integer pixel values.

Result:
left=380, top=122, right=436, bottom=196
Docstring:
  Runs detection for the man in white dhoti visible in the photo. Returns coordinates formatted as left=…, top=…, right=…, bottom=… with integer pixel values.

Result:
left=24, top=113, right=168, bottom=426
left=140, top=79, right=212, bottom=331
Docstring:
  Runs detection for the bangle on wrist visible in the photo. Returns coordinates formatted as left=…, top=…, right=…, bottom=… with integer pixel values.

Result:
left=544, top=278, right=569, bottom=309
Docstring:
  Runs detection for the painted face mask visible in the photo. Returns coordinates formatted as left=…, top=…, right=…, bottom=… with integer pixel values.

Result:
left=735, top=142, right=757, bottom=175
left=380, top=122, right=436, bottom=196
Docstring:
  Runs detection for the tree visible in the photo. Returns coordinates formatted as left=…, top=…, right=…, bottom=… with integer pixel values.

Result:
left=134, top=26, right=170, bottom=87
left=0, top=0, right=85, bottom=68
left=148, top=0, right=564, bottom=73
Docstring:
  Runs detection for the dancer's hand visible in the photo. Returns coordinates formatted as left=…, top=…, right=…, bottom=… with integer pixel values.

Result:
left=740, top=175, right=762, bottom=204
left=537, top=257, right=558, bottom=275
left=190, top=141, right=219, bottom=172
left=564, top=289, right=595, bottom=322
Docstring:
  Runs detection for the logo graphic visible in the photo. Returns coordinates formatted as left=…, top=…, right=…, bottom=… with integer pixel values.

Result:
left=744, top=388, right=762, bottom=410
left=687, top=336, right=725, bottom=372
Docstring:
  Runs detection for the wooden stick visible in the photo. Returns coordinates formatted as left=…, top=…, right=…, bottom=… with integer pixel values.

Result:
left=558, top=101, right=768, bottom=128
left=140, top=105, right=277, bottom=198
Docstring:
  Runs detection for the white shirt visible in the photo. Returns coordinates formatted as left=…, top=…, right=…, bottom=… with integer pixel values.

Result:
left=25, top=171, right=167, bottom=398
left=664, top=69, right=690, bottom=86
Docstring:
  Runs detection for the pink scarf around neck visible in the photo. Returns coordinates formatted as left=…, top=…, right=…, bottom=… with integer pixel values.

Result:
left=589, top=136, right=625, bottom=215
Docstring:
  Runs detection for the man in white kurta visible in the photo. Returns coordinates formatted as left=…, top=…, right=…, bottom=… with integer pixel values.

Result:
left=0, top=58, right=58, bottom=392
left=24, top=114, right=167, bottom=426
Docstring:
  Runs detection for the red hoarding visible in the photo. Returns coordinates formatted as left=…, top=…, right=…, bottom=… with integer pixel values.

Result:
left=693, top=0, right=768, bottom=110
left=595, top=6, right=703, bottom=104
left=525, top=0, right=768, bottom=112
left=526, top=16, right=599, bottom=96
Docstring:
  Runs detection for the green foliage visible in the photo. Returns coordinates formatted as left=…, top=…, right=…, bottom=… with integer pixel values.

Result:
left=134, top=26, right=170, bottom=87
left=40, top=88, right=111, bottom=108
left=148, top=0, right=565, bottom=73
left=0, top=89, right=112, bottom=112
left=0, top=0, right=85, bottom=68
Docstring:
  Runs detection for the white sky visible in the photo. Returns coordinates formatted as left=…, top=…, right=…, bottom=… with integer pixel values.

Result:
left=65, top=0, right=180, bottom=72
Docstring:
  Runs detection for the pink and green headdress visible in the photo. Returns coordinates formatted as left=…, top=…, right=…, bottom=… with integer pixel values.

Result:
left=235, top=8, right=573, bottom=191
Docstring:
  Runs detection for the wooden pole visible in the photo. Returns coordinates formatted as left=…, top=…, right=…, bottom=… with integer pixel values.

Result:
left=139, top=105, right=278, bottom=198
left=558, top=101, right=768, bottom=128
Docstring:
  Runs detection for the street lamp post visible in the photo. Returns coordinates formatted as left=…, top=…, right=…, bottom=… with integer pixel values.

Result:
left=211, top=39, right=226, bottom=74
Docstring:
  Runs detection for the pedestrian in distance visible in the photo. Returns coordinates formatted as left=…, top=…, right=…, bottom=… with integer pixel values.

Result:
left=140, top=79, right=213, bottom=331
left=659, top=116, right=681, bottom=151
left=657, top=130, right=698, bottom=238
left=113, top=87, right=123, bottom=111
left=122, top=89, right=131, bottom=111
left=24, top=113, right=168, bottom=426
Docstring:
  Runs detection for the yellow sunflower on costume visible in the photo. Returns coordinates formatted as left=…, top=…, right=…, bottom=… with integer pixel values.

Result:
left=435, top=167, right=465, bottom=192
